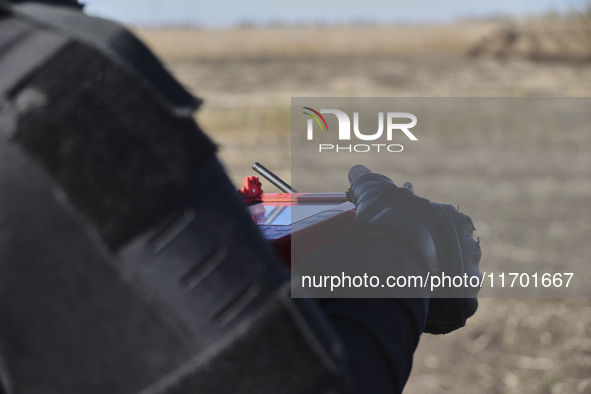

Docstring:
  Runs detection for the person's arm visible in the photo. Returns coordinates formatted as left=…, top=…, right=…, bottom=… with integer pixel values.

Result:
left=308, top=230, right=428, bottom=392
left=304, top=165, right=482, bottom=393
left=323, top=297, right=427, bottom=392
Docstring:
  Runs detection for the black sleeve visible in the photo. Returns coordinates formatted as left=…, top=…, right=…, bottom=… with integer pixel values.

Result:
left=322, top=297, right=427, bottom=394
left=304, top=229, right=429, bottom=394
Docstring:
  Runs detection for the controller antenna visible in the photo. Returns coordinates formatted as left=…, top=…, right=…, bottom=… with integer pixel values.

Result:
left=252, top=162, right=298, bottom=193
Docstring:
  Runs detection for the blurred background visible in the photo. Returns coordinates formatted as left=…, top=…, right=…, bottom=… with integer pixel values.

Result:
left=83, top=1, right=591, bottom=392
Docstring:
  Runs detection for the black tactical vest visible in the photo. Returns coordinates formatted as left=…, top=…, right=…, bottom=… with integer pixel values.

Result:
left=0, top=3, right=346, bottom=393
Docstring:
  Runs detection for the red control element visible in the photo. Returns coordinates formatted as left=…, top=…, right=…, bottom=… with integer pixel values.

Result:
left=238, top=176, right=263, bottom=203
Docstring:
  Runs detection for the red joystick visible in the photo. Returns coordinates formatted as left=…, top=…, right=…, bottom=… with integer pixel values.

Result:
left=238, top=176, right=263, bottom=203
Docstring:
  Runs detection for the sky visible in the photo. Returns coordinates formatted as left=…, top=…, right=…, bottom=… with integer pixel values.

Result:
left=83, top=0, right=591, bottom=28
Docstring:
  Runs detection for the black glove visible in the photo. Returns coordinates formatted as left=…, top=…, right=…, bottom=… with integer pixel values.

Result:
left=347, top=165, right=482, bottom=334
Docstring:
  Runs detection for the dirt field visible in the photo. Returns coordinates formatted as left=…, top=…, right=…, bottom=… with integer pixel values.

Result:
left=137, top=23, right=591, bottom=393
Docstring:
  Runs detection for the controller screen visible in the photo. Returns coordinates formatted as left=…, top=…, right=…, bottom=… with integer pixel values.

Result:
left=248, top=202, right=339, bottom=226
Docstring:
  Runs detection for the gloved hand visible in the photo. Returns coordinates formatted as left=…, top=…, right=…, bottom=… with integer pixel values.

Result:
left=347, top=165, right=482, bottom=334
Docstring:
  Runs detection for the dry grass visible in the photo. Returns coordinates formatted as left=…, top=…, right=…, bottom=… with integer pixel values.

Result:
left=197, top=106, right=290, bottom=136
left=134, top=23, right=493, bottom=61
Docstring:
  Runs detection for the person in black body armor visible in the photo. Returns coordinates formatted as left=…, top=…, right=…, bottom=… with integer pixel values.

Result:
left=0, top=1, right=482, bottom=393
